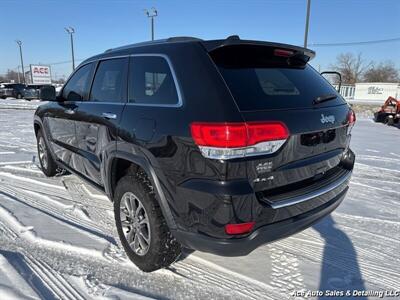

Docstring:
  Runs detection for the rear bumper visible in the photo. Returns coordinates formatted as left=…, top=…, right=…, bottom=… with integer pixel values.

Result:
left=172, top=187, right=347, bottom=256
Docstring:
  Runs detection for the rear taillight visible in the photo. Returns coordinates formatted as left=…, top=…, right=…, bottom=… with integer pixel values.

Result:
left=347, top=110, right=356, bottom=135
left=348, top=109, right=356, bottom=125
left=190, top=122, right=289, bottom=159
left=225, top=222, right=255, bottom=235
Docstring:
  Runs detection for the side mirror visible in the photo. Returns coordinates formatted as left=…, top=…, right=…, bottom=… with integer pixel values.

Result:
left=321, top=71, right=342, bottom=93
left=39, top=86, right=57, bottom=101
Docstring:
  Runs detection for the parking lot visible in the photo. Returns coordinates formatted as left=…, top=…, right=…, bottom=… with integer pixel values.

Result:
left=0, top=100, right=399, bottom=299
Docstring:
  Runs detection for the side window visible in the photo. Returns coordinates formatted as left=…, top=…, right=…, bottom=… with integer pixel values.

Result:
left=90, top=58, right=128, bottom=102
left=129, top=56, right=179, bottom=105
left=62, top=63, right=94, bottom=101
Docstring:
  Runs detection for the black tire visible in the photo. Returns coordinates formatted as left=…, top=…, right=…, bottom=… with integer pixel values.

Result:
left=36, top=130, right=58, bottom=177
left=114, top=172, right=181, bottom=272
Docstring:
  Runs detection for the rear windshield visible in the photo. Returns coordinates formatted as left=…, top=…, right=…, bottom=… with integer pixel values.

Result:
left=212, top=46, right=345, bottom=111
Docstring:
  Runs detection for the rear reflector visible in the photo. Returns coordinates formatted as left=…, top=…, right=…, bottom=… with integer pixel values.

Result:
left=190, top=122, right=289, bottom=159
left=225, top=222, right=255, bottom=235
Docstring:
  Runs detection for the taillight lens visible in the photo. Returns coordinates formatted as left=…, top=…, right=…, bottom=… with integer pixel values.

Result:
left=225, top=222, right=255, bottom=235
left=348, top=109, right=356, bottom=125
left=247, top=122, right=289, bottom=145
left=190, top=122, right=289, bottom=159
left=347, top=110, right=356, bottom=135
left=190, top=123, right=248, bottom=148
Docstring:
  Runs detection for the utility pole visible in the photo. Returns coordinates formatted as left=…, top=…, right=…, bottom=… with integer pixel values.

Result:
left=65, top=27, right=76, bottom=71
left=144, top=8, right=158, bottom=41
left=304, top=0, right=311, bottom=48
left=15, top=40, right=25, bottom=84
left=17, top=66, right=21, bottom=83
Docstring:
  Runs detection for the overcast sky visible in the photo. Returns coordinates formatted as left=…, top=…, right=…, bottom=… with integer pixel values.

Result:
left=0, top=0, right=399, bottom=79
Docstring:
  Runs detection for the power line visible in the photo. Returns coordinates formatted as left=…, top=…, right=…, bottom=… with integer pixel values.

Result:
left=309, top=37, right=400, bottom=47
left=46, top=59, right=84, bottom=66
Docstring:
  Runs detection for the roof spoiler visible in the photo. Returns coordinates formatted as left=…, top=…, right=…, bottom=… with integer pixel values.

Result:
left=202, top=35, right=316, bottom=61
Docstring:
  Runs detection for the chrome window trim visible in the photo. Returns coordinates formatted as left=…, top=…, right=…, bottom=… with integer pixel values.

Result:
left=60, top=53, right=183, bottom=108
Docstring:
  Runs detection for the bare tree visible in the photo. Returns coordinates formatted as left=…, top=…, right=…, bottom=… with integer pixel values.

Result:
left=363, top=61, right=399, bottom=83
left=331, top=52, right=371, bottom=84
left=1, top=69, right=21, bottom=83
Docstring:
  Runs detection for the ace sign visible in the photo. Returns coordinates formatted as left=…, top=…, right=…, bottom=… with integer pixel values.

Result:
left=30, top=65, right=52, bottom=84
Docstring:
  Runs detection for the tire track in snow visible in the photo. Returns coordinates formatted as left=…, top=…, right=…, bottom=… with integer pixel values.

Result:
left=173, top=256, right=276, bottom=300
left=350, top=181, right=400, bottom=195
left=0, top=178, right=276, bottom=298
left=0, top=198, right=270, bottom=300
left=0, top=186, right=117, bottom=245
left=0, top=211, right=86, bottom=300
left=24, top=255, right=86, bottom=300
left=355, top=162, right=400, bottom=174
left=290, top=230, right=398, bottom=274
left=0, top=220, right=18, bottom=240
left=273, top=234, right=399, bottom=289
left=0, top=169, right=113, bottom=212
left=268, top=245, right=306, bottom=295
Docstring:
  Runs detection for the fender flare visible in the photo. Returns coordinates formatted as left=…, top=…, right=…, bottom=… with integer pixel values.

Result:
left=33, top=116, right=43, bottom=135
left=105, top=151, right=177, bottom=230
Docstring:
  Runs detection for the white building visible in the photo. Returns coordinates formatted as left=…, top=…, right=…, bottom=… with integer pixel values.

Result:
left=354, top=82, right=400, bottom=102
left=337, top=84, right=356, bottom=100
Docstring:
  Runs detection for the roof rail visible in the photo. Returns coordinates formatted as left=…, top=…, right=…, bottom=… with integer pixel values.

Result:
left=104, top=36, right=202, bottom=53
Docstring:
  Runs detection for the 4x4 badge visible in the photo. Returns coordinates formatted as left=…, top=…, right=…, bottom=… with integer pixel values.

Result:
left=320, top=114, right=335, bottom=124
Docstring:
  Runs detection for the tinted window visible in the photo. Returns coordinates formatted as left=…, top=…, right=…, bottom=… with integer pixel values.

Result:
left=129, top=56, right=179, bottom=105
left=211, top=45, right=345, bottom=111
left=62, top=63, right=94, bottom=101
left=90, top=58, right=128, bottom=102
left=218, top=65, right=345, bottom=111
left=6, top=84, right=25, bottom=90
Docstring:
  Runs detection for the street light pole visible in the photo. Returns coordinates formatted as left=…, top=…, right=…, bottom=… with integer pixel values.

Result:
left=15, top=40, right=25, bottom=84
left=304, top=0, right=311, bottom=48
left=65, top=27, right=75, bottom=71
left=144, top=8, right=158, bottom=41
left=16, top=66, right=21, bottom=83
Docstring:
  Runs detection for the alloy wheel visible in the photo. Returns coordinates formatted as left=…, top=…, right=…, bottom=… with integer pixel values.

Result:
left=120, top=192, right=151, bottom=256
left=38, top=136, right=48, bottom=170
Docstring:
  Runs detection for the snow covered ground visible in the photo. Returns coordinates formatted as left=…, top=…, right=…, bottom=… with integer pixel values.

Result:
left=0, top=99, right=399, bottom=299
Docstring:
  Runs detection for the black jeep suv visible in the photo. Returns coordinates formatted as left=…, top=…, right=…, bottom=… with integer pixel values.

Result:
left=34, top=36, right=355, bottom=272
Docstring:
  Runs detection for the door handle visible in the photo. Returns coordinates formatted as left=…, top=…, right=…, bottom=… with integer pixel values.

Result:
left=65, top=109, right=75, bottom=115
left=102, top=112, right=117, bottom=120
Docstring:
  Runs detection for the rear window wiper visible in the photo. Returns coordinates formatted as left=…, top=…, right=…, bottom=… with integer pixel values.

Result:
left=313, top=94, right=337, bottom=105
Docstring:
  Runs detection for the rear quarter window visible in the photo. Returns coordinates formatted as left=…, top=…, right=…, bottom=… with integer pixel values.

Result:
left=128, top=56, right=180, bottom=106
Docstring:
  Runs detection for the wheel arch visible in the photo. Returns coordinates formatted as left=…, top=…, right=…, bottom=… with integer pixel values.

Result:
left=34, top=122, right=41, bottom=136
left=105, top=152, right=177, bottom=230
